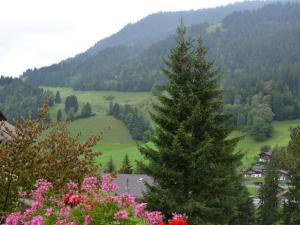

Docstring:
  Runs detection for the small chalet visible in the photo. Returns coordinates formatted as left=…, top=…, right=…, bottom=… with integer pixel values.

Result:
left=258, top=151, right=272, bottom=163
left=112, top=174, right=154, bottom=198
left=0, top=111, right=15, bottom=143
left=278, top=169, right=289, bottom=182
left=245, top=165, right=264, bottom=177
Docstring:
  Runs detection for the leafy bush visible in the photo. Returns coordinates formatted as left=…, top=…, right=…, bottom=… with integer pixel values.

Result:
left=0, top=102, right=101, bottom=215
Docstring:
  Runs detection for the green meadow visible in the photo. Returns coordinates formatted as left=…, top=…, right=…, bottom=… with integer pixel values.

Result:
left=44, top=87, right=300, bottom=169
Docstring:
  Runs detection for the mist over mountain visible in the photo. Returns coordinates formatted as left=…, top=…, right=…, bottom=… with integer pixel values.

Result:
left=22, top=0, right=268, bottom=87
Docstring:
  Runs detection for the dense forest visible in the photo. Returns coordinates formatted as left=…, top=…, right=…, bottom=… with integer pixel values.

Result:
left=21, top=2, right=300, bottom=140
left=0, top=76, right=47, bottom=122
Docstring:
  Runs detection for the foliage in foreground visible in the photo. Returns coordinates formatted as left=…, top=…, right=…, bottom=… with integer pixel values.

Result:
left=3, top=175, right=188, bottom=225
left=0, top=102, right=101, bottom=216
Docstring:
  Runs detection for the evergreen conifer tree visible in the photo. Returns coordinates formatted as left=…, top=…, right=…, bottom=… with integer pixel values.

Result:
left=81, top=103, right=92, bottom=118
left=257, top=149, right=280, bottom=225
left=105, top=156, right=116, bottom=173
left=283, top=126, right=300, bottom=224
left=119, top=154, right=133, bottom=174
left=65, top=95, right=79, bottom=113
left=139, top=22, right=253, bottom=224
left=56, top=109, right=63, bottom=122
left=55, top=91, right=61, bottom=104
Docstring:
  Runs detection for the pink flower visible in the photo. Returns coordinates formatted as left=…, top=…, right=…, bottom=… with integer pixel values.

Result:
left=84, top=215, right=91, bottom=225
left=116, top=193, right=136, bottom=207
left=134, top=203, right=147, bottom=217
left=101, top=174, right=118, bottom=192
left=24, top=208, right=35, bottom=217
left=144, top=211, right=164, bottom=225
left=4, top=212, right=23, bottom=225
left=83, top=203, right=96, bottom=211
left=172, top=213, right=187, bottom=221
left=59, top=207, right=71, bottom=218
left=55, top=219, right=76, bottom=225
left=24, top=216, right=43, bottom=225
left=45, top=208, right=53, bottom=217
left=67, top=181, right=78, bottom=192
left=81, top=177, right=98, bottom=192
left=114, top=210, right=128, bottom=220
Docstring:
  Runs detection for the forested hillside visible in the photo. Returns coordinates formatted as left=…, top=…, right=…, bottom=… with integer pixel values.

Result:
left=0, top=77, right=48, bottom=122
left=22, top=0, right=267, bottom=87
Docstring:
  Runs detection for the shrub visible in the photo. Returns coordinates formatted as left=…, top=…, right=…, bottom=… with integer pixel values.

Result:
left=0, top=101, right=101, bottom=216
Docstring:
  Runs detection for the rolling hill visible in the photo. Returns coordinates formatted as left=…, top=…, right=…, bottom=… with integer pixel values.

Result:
left=45, top=87, right=300, bottom=169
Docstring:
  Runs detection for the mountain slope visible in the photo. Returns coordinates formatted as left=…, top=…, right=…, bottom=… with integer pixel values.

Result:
left=86, top=1, right=267, bottom=55
left=23, top=1, right=268, bottom=87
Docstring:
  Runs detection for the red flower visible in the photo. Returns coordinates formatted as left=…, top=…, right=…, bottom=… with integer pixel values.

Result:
left=169, top=219, right=188, bottom=225
left=64, top=194, right=80, bottom=206
left=158, top=223, right=167, bottom=225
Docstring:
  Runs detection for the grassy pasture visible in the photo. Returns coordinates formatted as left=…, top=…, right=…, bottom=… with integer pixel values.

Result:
left=44, top=87, right=300, bottom=169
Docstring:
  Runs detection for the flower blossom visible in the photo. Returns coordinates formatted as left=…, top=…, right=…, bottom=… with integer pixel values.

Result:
left=84, top=215, right=91, bottom=225
left=67, top=181, right=78, bottom=192
left=171, top=213, right=187, bottom=221
left=64, top=194, right=80, bottom=206
left=45, top=208, right=53, bottom=217
left=101, top=174, right=118, bottom=192
left=4, top=212, right=23, bottom=225
left=24, top=216, right=43, bottom=225
left=81, top=177, right=98, bottom=192
left=114, top=210, right=128, bottom=220
left=59, top=207, right=71, bottom=218
left=134, top=203, right=147, bottom=217
left=144, top=211, right=164, bottom=225
left=116, top=193, right=136, bottom=207
left=169, top=219, right=188, bottom=225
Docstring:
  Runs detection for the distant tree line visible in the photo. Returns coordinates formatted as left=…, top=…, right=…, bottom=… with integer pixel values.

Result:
left=0, top=76, right=50, bottom=122
left=108, top=102, right=151, bottom=141
left=105, top=154, right=133, bottom=174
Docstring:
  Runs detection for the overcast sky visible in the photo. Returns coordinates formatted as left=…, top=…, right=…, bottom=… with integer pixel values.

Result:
left=0, top=0, right=241, bottom=77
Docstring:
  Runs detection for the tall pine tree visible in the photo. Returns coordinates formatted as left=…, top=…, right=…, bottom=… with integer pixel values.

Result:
left=105, top=156, right=116, bottom=173
left=283, top=126, right=300, bottom=224
left=119, top=154, right=133, bottom=174
left=55, top=91, right=61, bottom=104
left=139, top=22, right=252, bottom=225
left=56, top=109, right=63, bottom=122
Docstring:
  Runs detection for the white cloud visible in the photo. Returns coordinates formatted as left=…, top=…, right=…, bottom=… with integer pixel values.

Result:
left=0, top=0, right=239, bottom=77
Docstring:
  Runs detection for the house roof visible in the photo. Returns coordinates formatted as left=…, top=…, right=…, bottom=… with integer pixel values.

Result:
left=112, top=174, right=154, bottom=198
left=259, top=151, right=272, bottom=157
left=247, top=165, right=264, bottom=174
left=278, top=169, right=289, bottom=175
